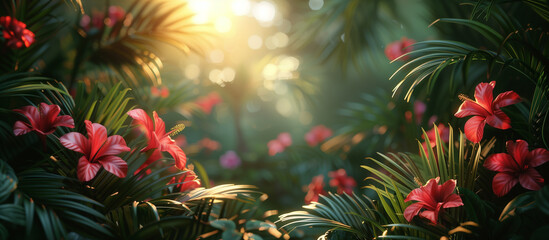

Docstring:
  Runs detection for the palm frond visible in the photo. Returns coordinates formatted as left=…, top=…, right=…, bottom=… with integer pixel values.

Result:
left=277, top=192, right=385, bottom=239
left=72, top=0, right=211, bottom=87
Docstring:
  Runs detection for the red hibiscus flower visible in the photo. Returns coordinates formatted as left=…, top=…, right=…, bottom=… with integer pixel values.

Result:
left=305, top=175, right=327, bottom=204
left=305, top=125, right=332, bottom=147
left=13, top=103, right=74, bottom=137
left=60, top=120, right=130, bottom=182
left=385, top=37, right=415, bottom=61
left=0, top=16, right=35, bottom=49
left=484, top=139, right=549, bottom=197
left=127, top=109, right=187, bottom=170
left=328, top=169, right=356, bottom=194
left=196, top=92, right=222, bottom=114
left=267, top=132, right=292, bottom=156
left=404, top=177, right=463, bottom=224
left=169, top=168, right=201, bottom=192
left=454, top=81, right=521, bottom=143
left=80, top=11, right=105, bottom=32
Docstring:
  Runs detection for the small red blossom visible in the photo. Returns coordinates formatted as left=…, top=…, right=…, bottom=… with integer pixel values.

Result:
left=305, top=175, right=327, bottom=204
left=169, top=168, right=201, bottom=192
left=80, top=11, right=105, bottom=32
left=196, top=92, right=222, bottom=114
left=484, top=140, right=549, bottom=197
left=151, top=86, right=169, bottom=98
left=199, top=137, right=220, bottom=151
left=305, top=125, right=332, bottom=147
left=127, top=109, right=187, bottom=170
left=107, top=6, right=125, bottom=27
left=404, top=177, right=463, bottom=224
left=267, top=132, right=292, bottom=156
left=13, top=103, right=74, bottom=137
left=60, top=120, right=130, bottom=182
left=454, top=81, right=521, bottom=143
left=328, top=169, right=356, bottom=194
left=385, top=37, right=415, bottom=61
left=0, top=16, right=35, bottom=48
left=219, top=150, right=241, bottom=169
left=421, top=124, right=450, bottom=154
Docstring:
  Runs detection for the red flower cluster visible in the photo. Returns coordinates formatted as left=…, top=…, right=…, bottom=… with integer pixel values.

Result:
left=328, top=169, right=356, bottom=194
left=60, top=120, right=130, bottom=182
left=454, top=81, right=520, bottom=143
left=305, top=125, right=332, bottom=147
left=199, top=137, right=220, bottom=152
left=305, top=175, right=327, bottom=204
left=484, top=140, right=549, bottom=197
left=0, top=16, right=35, bottom=49
left=127, top=109, right=187, bottom=170
left=267, top=132, right=292, bottom=156
left=196, top=92, right=222, bottom=114
left=404, top=177, right=463, bottom=224
left=13, top=103, right=74, bottom=137
left=385, top=37, right=415, bottom=61
left=421, top=124, right=450, bottom=157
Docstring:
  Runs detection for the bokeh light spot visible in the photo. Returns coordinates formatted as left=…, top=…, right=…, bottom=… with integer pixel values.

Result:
left=248, top=35, right=263, bottom=49
left=309, top=0, right=324, bottom=10
left=215, top=16, right=232, bottom=32
left=276, top=98, right=293, bottom=117
left=232, top=0, right=251, bottom=16
left=185, top=64, right=200, bottom=79
left=253, top=1, right=276, bottom=23
left=209, top=49, right=225, bottom=63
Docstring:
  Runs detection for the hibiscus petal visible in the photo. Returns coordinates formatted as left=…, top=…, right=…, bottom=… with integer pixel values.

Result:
left=85, top=120, right=108, bottom=160
left=96, top=135, right=131, bottom=157
left=474, top=81, right=495, bottom=111
left=77, top=156, right=101, bottom=182
left=507, top=140, right=529, bottom=167
left=165, top=143, right=187, bottom=170
left=53, top=115, right=75, bottom=129
left=519, top=168, right=544, bottom=191
left=13, top=121, right=33, bottom=136
left=486, top=109, right=511, bottom=130
left=442, top=194, right=464, bottom=208
left=14, top=105, right=40, bottom=128
left=464, top=116, right=486, bottom=143
left=60, top=132, right=89, bottom=154
left=267, top=139, right=285, bottom=156
left=528, top=148, right=549, bottom=167
left=153, top=111, right=167, bottom=137
left=454, top=101, right=490, bottom=118
left=484, top=153, right=517, bottom=172
left=135, top=149, right=162, bottom=174
left=127, top=109, right=154, bottom=140
left=419, top=210, right=438, bottom=224
left=438, top=179, right=457, bottom=200
left=492, top=172, right=518, bottom=197
left=98, top=155, right=128, bottom=178
left=493, top=91, right=521, bottom=109
left=39, top=103, right=61, bottom=128
left=403, top=202, right=424, bottom=222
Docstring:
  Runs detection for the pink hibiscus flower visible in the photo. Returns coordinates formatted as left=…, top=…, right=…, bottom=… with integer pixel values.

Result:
left=267, top=132, right=292, bottom=156
left=60, top=120, right=131, bottom=182
left=484, top=139, right=549, bottom=197
left=13, top=103, right=74, bottom=137
left=219, top=150, right=241, bottom=169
